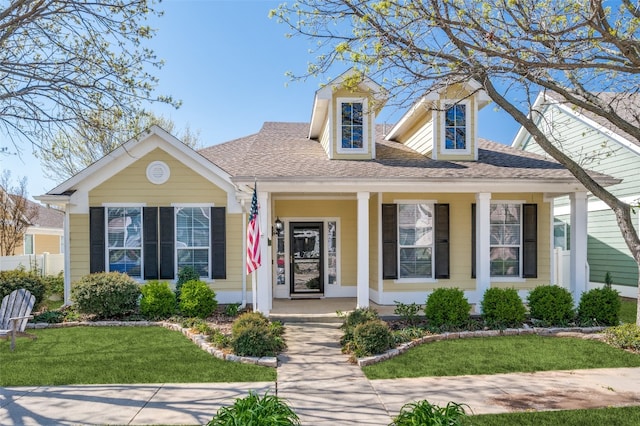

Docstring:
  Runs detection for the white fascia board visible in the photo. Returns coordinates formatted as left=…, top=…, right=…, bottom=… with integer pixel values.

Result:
left=511, top=92, right=546, bottom=149
left=385, top=96, right=434, bottom=141
left=554, top=193, right=640, bottom=216
left=309, top=96, right=330, bottom=139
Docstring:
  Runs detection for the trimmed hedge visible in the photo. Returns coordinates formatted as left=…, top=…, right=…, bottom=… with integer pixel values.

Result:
left=424, top=288, right=470, bottom=329
left=481, top=287, right=526, bottom=328
left=527, top=285, right=574, bottom=326
left=71, top=272, right=140, bottom=319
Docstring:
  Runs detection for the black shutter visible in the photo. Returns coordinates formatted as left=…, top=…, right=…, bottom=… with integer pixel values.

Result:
left=434, top=204, right=450, bottom=279
left=159, top=207, right=174, bottom=279
left=211, top=207, right=226, bottom=279
left=471, top=204, right=476, bottom=279
left=89, top=207, right=105, bottom=273
left=143, top=207, right=159, bottom=280
left=522, top=204, right=538, bottom=278
left=382, top=204, right=398, bottom=280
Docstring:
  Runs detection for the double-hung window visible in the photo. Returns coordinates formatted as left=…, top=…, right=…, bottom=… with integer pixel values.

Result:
left=398, top=203, right=434, bottom=279
left=489, top=203, right=521, bottom=277
left=337, top=97, right=368, bottom=153
left=176, top=207, right=210, bottom=278
left=107, top=207, right=142, bottom=278
left=443, top=101, right=470, bottom=153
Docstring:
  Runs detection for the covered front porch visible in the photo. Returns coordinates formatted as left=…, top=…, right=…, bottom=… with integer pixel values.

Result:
left=269, top=298, right=397, bottom=322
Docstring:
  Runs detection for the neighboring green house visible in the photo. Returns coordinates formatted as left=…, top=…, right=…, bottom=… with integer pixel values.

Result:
left=512, top=91, right=639, bottom=298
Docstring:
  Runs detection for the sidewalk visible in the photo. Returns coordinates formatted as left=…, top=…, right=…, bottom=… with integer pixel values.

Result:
left=1, top=322, right=640, bottom=425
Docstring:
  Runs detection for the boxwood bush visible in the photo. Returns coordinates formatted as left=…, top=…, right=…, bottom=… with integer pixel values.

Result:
left=231, top=312, right=285, bottom=357
left=527, top=285, right=575, bottom=326
left=0, top=269, right=46, bottom=306
left=178, top=280, right=217, bottom=318
left=352, top=319, right=395, bottom=357
left=577, top=287, right=621, bottom=326
left=480, top=287, right=526, bottom=328
left=339, top=307, right=380, bottom=348
left=424, top=288, right=470, bottom=329
left=71, top=272, right=140, bottom=319
left=140, top=281, right=176, bottom=319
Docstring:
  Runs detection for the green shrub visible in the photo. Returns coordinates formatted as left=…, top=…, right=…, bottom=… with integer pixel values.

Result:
left=394, top=301, right=422, bottom=325
left=391, top=400, right=468, bottom=426
left=231, top=323, right=285, bottom=357
left=352, top=319, right=394, bottom=357
left=178, top=280, right=217, bottom=318
left=32, top=309, right=65, bottom=323
left=207, top=391, right=300, bottom=426
left=42, top=272, right=64, bottom=297
left=338, top=307, right=380, bottom=347
left=393, top=327, right=427, bottom=345
left=224, top=303, right=240, bottom=317
left=424, top=288, right=470, bottom=329
left=175, top=266, right=200, bottom=299
left=481, top=287, right=526, bottom=328
left=0, top=269, right=46, bottom=306
left=527, top=285, right=575, bottom=326
left=604, top=323, right=640, bottom=352
left=71, top=272, right=140, bottom=319
left=231, top=311, right=270, bottom=335
left=140, top=281, right=176, bottom=319
left=210, top=329, right=230, bottom=348
left=577, top=287, right=621, bottom=326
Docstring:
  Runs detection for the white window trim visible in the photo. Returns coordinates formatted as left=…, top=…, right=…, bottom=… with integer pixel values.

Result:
left=105, top=206, right=144, bottom=280
left=336, top=97, right=369, bottom=154
left=174, top=206, right=212, bottom=280
left=440, top=99, right=472, bottom=155
left=489, top=201, right=524, bottom=279
left=394, top=200, right=436, bottom=282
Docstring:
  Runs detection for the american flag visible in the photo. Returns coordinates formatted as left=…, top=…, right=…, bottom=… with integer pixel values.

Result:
left=246, top=184, right=261, bottom=274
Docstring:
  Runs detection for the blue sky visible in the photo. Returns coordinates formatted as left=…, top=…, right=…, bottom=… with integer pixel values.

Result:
left=2, top=0, right=520, bottom=200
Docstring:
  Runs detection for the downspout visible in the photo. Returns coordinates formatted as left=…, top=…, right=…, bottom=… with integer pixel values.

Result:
left=63, top=203, right=71, bottom=306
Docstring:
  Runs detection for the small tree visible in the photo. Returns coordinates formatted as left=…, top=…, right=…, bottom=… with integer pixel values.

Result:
left=0, top=171, right=39, bottom=256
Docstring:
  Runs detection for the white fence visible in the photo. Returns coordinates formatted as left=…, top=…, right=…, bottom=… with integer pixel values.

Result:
left=0, top=253, right=64, bottom=276
left=553, top=247, right=571, bottom=288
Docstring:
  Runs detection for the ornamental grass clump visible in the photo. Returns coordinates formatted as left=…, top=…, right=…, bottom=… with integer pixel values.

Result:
left=527, top=285, right=574, bottom=326
left=424, top=288, right=470, bottom=329
left=140, top=281, right=176, bottom=319
left=71, top=272, right=140, bottom=319
left=577, top=287, right=621, bottom=326
left=391, top=400, right=468, bottom=426
left=480, top=287, right=526, bottom=328
left=178, top=280, right=217, bottom=318
left=207, top=391, right=300, bottom=426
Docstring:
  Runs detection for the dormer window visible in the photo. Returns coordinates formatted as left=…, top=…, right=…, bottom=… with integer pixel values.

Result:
left=442, top=100, right=471, bottom=154
left=337, top=97, right=368, bottom=154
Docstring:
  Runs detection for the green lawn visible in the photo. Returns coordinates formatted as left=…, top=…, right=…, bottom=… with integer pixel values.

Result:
left=620, top=297, right=638, bottom=324
left=0, top=326, right=275, bottom=386
left=464, top=406, right=640, bottom=425
left=363, top=335, right=640, bottom=379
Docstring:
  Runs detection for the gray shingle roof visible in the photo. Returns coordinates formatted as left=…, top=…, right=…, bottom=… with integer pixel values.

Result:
left=198, top=122, right=615, bottom=184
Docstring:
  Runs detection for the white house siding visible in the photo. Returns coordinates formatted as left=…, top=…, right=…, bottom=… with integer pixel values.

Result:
left=520, top=104, right=640, bottom=288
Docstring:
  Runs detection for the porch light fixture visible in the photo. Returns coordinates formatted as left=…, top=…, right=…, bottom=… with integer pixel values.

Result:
left=273, top=217, right=284, bottom=236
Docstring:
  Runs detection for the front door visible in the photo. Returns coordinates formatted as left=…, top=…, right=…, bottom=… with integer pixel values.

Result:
left=290, top=222, right=324, bottom=295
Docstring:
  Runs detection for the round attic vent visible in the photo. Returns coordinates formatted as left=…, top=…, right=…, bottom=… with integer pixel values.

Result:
left=146, top=161, right=170, bottom=185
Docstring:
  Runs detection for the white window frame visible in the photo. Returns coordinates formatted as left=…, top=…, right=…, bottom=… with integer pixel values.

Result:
left=395, top=200, right=436, bottom=282
left=441, top=99, right=471, bottom=155
left=489, top=202, right=524, bottom=280
left=174, top=205, right=213, bottom=280
left=336, top=97, right=369, bottom=154
left=105, top=206, right=144, bottom=279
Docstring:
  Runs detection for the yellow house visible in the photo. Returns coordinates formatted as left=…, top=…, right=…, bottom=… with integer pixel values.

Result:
left=37, top=70, right=617, bottom=312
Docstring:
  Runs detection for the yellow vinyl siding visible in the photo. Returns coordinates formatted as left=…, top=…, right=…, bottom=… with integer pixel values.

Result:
left=275, top=198, right=358, bottom=287
left=379, top=192, right=551, bottom=293
left=402, top=115, right=434, bottom=156
left=34, top=234, right=61, bottom=254
left=89, top=149, right=227, bottom=206
left=69, top=213, right=90, bottom=284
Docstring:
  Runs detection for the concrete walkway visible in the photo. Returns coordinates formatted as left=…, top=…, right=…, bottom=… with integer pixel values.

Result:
left=1, top=322, right=640, bottom=425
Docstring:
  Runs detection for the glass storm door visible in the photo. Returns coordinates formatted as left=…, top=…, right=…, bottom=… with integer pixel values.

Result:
left=290, top=222, right=324, bottom=294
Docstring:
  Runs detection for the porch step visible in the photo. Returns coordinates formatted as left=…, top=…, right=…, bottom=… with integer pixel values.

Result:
left=270, top=312, right=345, bottom=323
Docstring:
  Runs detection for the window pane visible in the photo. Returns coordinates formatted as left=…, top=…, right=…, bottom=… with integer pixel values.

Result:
left=342, top=103, right=352, bottom=125
left=107, top=207, right=142, bottom=278
left=109, top=249, right=141, bottom=277
left=352, top=103, right=363, bottom=125
left=400, top=247, right=432, bottom=278
left=24, top=235, right=34, bottom=255
left=444, top=104, right=466, bottom=150
left=178, top=249, right=209, bottom=277
left=490, top=247, right=520, bottom=277
left=341, top=101, right=364, bottom=150
left=176, top=207, right=210, bottom=278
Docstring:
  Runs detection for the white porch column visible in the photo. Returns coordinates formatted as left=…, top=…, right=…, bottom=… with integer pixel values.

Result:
left=255, top=191, right=271, bottom=316
left=475, top=193, right=491, bottom=304
left=357, top=192, right=370, bottom=308
left=569, top=191, right=588, bottom=304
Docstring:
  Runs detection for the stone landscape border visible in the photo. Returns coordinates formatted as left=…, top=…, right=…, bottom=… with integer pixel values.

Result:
left=27, top=320, right=278, bottom=368
left=357, top=326, right=607, bottom=366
